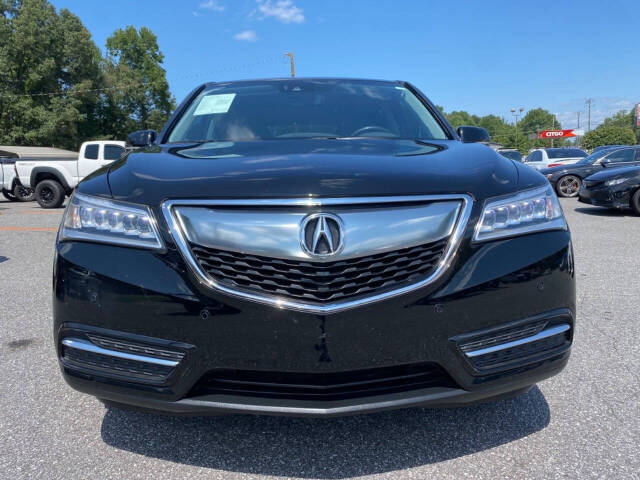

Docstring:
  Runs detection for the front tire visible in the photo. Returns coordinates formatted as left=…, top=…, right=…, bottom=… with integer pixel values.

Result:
left=2, top=190, right=17, bottom=201
left=13, top=184, right=35, bottom=202
left=35, top=179, right=65, bottom=208
left=556, top=175, right=581, bottom=198
left=631, top=190, right=640, bottom=216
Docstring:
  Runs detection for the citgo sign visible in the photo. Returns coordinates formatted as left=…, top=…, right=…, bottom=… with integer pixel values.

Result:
left=538, top=129, right=577, bottom=139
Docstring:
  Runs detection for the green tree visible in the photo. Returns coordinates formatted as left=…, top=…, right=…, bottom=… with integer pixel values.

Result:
left=602, top=109, right=634, bottom=129
left=0, top=0, right=103, bottom=149
left=103, top=26, right=175, bottom=138
left=600, top=108, right=639, bottom=143
left=444, top=110, right=479, bottom=129
left=581, top=126, right=636, bottom=150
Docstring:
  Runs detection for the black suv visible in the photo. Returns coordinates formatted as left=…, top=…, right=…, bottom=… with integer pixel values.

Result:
left=54, top=78, right=574, bottom=417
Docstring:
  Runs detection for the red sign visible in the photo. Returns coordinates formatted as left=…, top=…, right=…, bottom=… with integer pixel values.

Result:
left=538, top=129, right=576, bottom=139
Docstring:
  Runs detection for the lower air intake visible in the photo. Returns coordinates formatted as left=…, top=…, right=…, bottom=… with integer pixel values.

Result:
left=61, top=337, right=183, bottom=384
left=189, top=362, right=457, bottom=401
left=454, top=315, right=572, bottom=374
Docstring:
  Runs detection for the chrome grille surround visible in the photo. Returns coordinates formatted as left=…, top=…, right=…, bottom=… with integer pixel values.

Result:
left=162, top=195, right=473, bottom=313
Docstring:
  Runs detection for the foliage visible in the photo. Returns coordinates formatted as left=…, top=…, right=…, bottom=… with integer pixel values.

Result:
left=581, top=126, right=636, bottom=150
left=103, top=26, right=175, bottom=139
left=440, top=107, right=562, bottom=154
left=0, top=1, right=174, bottom=150
left=601, top=109, right=634, bottom=129
left=600, top=109, right=639, bottom=144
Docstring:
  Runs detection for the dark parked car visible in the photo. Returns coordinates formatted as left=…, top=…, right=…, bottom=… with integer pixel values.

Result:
left=578, top=164, right=640, bottom=214
left=54, top=78, right=574, bottom=417
left=541, top=146, right=640, bottom=197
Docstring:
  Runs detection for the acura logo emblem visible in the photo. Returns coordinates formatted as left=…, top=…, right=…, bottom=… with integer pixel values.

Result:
left=300, top=213, right=345, bottom=257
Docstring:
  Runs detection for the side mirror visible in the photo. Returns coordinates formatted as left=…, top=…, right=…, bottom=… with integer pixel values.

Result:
left=127, top=130, right=157, bottom=147
left=600, top=158, right=611, bottom=168
left=456, top=126, right=491, bottom=144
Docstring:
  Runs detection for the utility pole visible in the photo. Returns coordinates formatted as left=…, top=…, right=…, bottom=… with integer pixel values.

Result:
left=510, top=107, right=524, bottom=149
left=284, top=52, right=295, bottom=77
left=551, top=116, right=556, bottom=147
left=586, top=99, right=593, bottom=131
left=576, top=112, right=581, bottom=147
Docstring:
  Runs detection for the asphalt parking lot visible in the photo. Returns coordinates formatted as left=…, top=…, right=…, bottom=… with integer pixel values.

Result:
left=1, top=198, right=639, bottom=479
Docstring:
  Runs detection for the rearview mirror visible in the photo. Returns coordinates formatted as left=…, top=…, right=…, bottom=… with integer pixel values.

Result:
left=456, top=126, right=491, bottom=144
left=127, top=130, right=157, bottom=147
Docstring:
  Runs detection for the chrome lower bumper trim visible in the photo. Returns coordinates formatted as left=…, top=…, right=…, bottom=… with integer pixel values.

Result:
left=464, top=323, right=570, bottom=358
left=61, top=338, right=180, bottom=367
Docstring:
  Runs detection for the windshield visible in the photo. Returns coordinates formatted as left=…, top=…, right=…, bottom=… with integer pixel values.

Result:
left=168, top=80, right=449, bottom=143
left=576, top=149, right=616, bottom=165
left=546, top=148, right=587, bottom=159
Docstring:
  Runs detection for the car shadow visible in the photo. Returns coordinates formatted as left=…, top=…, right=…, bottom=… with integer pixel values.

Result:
left=574, top=207, right=634, bottom=217
left=100, top=386, right=550, bottom=478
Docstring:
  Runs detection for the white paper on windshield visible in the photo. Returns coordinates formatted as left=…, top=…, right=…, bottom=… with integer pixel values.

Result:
left=194, top=93, right=236, bottom=115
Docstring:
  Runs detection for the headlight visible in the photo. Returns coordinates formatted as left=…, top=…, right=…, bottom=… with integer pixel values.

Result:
left=60, top=192, right=163, bottom=249
left=605, top=177, right=627, bottom=186
left=474, top=185, right=566, bottom=242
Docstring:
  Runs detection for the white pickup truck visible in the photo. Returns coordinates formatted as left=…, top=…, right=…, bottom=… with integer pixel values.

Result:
left=1, top=146, right=77, bottom=202
left=15, top=140, right=126, bottom=208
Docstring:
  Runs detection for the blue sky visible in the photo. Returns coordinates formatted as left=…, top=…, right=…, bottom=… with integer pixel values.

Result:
left=50, top=0, right=639, bottom=129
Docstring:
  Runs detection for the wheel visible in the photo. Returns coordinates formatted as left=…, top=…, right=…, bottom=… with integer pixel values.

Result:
left=2, top=189, right=17, bottom=201
left=631, top=190, right=640, bottom=216
left=13, top=184, right=35, bottom=202
left=35, top=179, right=65, bottom=208
left=556, top=175, right=581, bottom=198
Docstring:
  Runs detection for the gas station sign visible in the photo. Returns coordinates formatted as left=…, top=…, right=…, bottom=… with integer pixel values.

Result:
left=537, top=129, right=578, bottom=139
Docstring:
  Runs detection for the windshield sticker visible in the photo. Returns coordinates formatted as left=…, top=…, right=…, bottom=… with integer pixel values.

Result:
left=194, top=93, right=236, bottom=115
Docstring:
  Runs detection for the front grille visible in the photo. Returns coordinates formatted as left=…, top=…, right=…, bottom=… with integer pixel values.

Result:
left=190, top=238, right=448, bottom=304
left=189, top=363, right=457, bottom=401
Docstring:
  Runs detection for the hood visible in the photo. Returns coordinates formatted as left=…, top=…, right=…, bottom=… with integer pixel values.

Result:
left=585, top=165, right=640, bottom=181
left=101, top=138, right=536, bottom=206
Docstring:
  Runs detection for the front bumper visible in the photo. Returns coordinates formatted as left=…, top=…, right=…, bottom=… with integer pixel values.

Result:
left=54, top=229, right=575, bottom=417
left=578, top=183, right=632, bottom=208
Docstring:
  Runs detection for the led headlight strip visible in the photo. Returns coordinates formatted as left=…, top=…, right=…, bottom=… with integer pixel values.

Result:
left=474, top=185, right=566, bottom=242
left=60, top=192, right=163, bottom=249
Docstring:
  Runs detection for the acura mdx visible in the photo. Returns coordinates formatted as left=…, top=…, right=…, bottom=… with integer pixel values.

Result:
left=54, top=78, right=575, bottom=417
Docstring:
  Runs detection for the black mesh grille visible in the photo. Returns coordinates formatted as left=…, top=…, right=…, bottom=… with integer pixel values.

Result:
left=469, top=333, right=570, bottom=371
left=459, top=322, right=547, bottom=353
left=189, top=363, right=457, bottom=401
left=86, top=334, right=185, bottom=362
left=190, top=238, right=448, bottom=303
left=62, top=345, right=174, bottom=382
